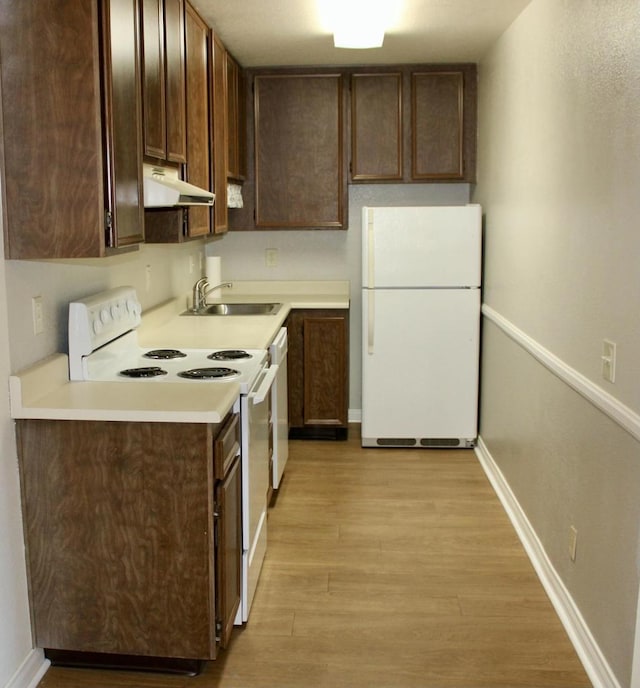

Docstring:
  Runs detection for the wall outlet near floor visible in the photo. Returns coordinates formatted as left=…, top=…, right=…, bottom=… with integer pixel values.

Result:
left=265, top=248, right=278, bottom=267
left=569, top=525, right=578, bottom=562
left=31, top=296, right=44, bottom=335
left=601, top=339, right=616, bottom=383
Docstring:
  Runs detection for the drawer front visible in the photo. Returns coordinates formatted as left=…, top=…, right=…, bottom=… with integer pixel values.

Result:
left=214, top=412, right=240, bottom=479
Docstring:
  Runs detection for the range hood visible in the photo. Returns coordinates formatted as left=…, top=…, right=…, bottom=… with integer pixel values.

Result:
left=143, top=164, right=214, bottom=208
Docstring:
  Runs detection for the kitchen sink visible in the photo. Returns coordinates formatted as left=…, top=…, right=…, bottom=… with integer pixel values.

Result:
left=181, top=302, right=282, bottom=316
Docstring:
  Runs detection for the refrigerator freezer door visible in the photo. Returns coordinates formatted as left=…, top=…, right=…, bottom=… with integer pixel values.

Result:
left=362, top=205, right=482, bottom=288
left=361, top=288, right=480, bottom=446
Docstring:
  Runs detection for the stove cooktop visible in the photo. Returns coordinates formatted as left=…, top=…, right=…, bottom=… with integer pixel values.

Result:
left=80, top=334, right=268, bottom=394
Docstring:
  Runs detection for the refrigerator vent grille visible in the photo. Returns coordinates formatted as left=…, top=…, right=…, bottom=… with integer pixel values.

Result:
left=420, top=438, right=462, bottom=447
left=376, top=438, right=416, bottom=447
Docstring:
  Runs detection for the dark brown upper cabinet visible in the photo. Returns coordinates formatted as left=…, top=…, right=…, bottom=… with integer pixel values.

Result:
left=0, top=0, right=144, bottom=258
left=351, top=72, right=403, bottom=181
left=144, top=1, right=212, bottom=243
left=226, top=52, right=246, bottom=182
left=184, top=2, right=211, bottom=237
left=140, top=0, right=187, bottom=164
left=349, top=64, right=476, bottom=184
left=210, top=33, right=229, bottom=234
left=253, top=72, right=347, bottom=229
left=412, top=70, right=465, bottom=180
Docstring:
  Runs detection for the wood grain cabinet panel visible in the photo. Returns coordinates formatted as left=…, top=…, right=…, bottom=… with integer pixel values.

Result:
left=16, top=415, right=241, bottom=662
left=144, top=1, right=212, bottom=242
left=412, top=71, right=465, bottom=180
left=140, top=0, right=187, bottom=164
left=287, top=309, right=349, bottom=440
left=184, top=1, right=211, bottom=237
left=254, top=73, right=346, bottom=229
left=164, top=0, right=188, bottom=162
left=226, top=52, right=246, bottom=182
left=0, top=0, right=144, bottom=258
left=351, top=73, right=403, bottom=180
left=211, top=33, right=229, bottom=233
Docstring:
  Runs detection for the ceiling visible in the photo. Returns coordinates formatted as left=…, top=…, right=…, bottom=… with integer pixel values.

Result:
left=190, top=0, right=532, bottom=67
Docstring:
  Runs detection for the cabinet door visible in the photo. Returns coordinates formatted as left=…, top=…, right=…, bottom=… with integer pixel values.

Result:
left=0, top=0, right=143, bottom=257
left=184, top=2, right=211, bottom=237
left=303, top=314, right=348, bottom=427
left=351, top=73, right=402, bottom=181
left=411, top=71, right=464, bottom=180
left=101, top=0, right=145, bottom=248
left=211, top=33, right=229, bottom=233
left=141, top=0, right=166, bottom=159
left=254, top=73, right=346, bottom=229
left=215, top=454, right=242, bottom=649
left=17, top=420, right=216, bottom=659
left=226, top=52, right=246, bottom=181
left=164, top=0, right=187, bottom=163
left=140, top=0, right=186, bottom=164
left=287, top=309, right=349, bottom=439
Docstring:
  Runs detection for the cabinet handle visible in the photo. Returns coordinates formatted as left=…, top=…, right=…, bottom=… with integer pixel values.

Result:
left=367, top=291, right=375, bottom=355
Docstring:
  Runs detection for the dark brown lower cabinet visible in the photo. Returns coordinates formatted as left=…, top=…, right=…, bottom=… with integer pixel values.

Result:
left=16, top=413, right=241, bottom=666
left=287, top=309, right=349, bottom=440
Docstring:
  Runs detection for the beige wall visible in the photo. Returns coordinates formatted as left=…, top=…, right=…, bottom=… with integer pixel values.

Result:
left=473, top=1, right=640, bottom=685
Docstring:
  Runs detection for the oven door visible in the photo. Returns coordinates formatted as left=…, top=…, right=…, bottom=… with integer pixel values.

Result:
left=238, top=362, right=278, bottom=623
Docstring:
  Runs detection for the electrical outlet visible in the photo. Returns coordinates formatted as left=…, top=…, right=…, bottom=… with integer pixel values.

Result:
left=31, top=296, right=44, bottom=335
left=188, top=255, right=195, bottom=275
left=569, top=525, right=578, bottom=562
left=145, top=264, right=152, bottom=292
left=601, top=339, right=616, bottom=383
left=265, top=248, right=278, bottom=267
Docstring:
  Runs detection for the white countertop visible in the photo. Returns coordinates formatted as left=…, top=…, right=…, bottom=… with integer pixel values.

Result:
left=9, top=281, right=350, bottom=423
left=9, top=354, right=239, bottom=423
left=138, top=280, right=350, bottom=350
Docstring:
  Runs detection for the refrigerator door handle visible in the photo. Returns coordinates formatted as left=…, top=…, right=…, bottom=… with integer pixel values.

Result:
left=367, top=208, right=375, bottom=289
left=367, top=290, right=375, bottom=354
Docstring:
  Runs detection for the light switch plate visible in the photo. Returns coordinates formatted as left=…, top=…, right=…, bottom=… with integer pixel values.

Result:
left=31, top=296, right=44, bottom=335
left=265, top=248, right=278, bottom=267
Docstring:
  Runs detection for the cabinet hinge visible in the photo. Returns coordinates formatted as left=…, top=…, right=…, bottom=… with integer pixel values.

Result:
left=182, top=208, right=188, bottom=237
left=215, top=619, right=222, bottom=643
left=104, top=210, right=114, bottom=246
left=213, top=502, right=220, bottom=545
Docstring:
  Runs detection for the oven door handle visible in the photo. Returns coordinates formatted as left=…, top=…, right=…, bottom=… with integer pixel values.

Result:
left=250, top=364, right=279, bottom=405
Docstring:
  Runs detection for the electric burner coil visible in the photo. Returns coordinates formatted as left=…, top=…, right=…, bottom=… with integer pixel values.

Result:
left=177, top=367, right=240, bottom=380
left=119, top=367, right=168, bottom=378
left=207, top=350, right=252, bottom=361
left=143, top=349, right=187, bottom=360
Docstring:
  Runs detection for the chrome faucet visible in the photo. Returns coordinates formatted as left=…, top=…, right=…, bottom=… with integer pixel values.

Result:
left=192, top=278, right=232, bottom=311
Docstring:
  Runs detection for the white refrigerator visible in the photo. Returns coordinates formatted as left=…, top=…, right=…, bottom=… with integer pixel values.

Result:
left=361, top=205, right=482, bottom=448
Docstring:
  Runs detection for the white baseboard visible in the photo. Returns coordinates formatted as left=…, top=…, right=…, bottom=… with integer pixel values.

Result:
left=4, top=649, right=50, bottom=688
left=475, top=437, right=621, bottom=688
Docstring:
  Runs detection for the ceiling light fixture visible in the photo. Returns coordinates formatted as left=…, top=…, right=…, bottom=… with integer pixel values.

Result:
left=318, top=0, right=393, bottom=49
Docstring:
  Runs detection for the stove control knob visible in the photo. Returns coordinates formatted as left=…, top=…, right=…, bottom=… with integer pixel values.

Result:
left=111, top=303, right=121, bottom=320
left=93, top=318, right=103, bottom=335
left=100, top=308, right=111, bottom=325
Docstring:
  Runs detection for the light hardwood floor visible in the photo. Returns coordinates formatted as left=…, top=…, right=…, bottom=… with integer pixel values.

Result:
left=39, top=432, right=591, bottom=687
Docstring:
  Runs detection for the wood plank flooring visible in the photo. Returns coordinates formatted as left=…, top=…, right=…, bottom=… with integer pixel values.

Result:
left=38, top=431, right=591, bottom=687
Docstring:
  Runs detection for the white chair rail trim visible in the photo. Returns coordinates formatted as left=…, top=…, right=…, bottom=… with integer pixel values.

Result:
left=482, top=304, right=640, bottom=443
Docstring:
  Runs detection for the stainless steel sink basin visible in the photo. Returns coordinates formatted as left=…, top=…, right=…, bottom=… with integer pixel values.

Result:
left=181, top=302, right=282, bottom=316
